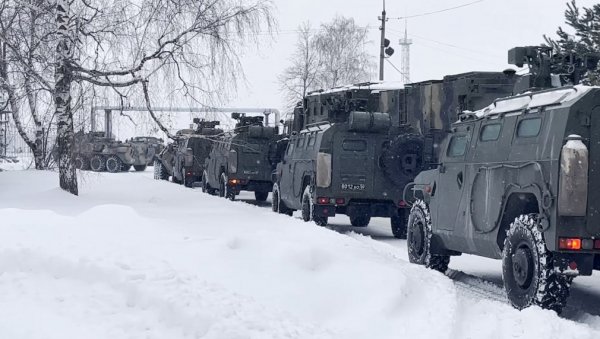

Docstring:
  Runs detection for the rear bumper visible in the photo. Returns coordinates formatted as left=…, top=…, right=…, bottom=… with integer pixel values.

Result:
left=313, top=200, right=405, bottom=219
left=228, top=179, right=273, bottom=194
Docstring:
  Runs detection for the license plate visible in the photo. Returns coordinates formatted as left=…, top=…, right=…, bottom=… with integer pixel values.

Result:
left=341, top=183, right=366, bottom=191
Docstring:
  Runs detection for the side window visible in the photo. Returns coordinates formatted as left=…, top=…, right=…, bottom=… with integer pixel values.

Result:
left=447, top=134, right=468, bottom=157
left=517, top=118, right=541, bottom=138
left=297, top=135, right=305, bottom=148
left=308, top=133, right=316, bottom=147
left=287, top=138, right=296, bottom=155
left=480, top=123, right=501, bottom=142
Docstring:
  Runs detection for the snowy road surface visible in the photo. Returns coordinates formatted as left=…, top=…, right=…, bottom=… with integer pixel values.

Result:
left=2, top=170, right=600, bottom=338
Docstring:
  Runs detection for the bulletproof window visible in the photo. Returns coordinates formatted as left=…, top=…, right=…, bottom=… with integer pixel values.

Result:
left=342, top=139, right=367, bottom=152
left=308, top=133, right=316, bottom=147
left=297, top=135, right=305, bottom=148
left=286, top=139, right=295, bottom=155
left=517, top=118, right=541, bottom=138
left=447, top=134, right=468, bottom=157
left=480, top=124, right=501, bottom=141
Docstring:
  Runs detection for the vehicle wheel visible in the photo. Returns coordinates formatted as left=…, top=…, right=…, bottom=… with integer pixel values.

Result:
left=183, top=169, right=193, bottom=187
left=221, top=173, right=235, bottom=200
left=74, top=156, right=89, bottom=170
left=203, top=171, right=216, bottom=195
left=407, top=200, right=449, bottom=273
left=272, top=185, right=293, bottom=216
left=90, top=155, right=106, bottom=172
left=391, top=209, right=408, bottom=239
left=121, top=164, right=132, bottom=172
left=350, top=214, right=371, bottom=227
left=502, top=214, right=571, bottom=313
left=106, top=155, right=123, bottom=173
left=301, top=186, right=328, bottom=226
left=134, top=165, right=147, bottom=172
left=154, top=160, right=168, bottom=180
left=255, top=191, right=268, bottom=202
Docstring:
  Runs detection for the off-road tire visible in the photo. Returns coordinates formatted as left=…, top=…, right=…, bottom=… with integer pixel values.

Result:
left=301, top=186, right=328, bottom=226
left=502, top=214, right=571, bottom=313
left=106, top=155, right=124, bottom=173
left=154, top=160, right=169, bottom=180
left=350, top=214, right=371, bottom=227
left=381, top=134, right=425, bottom=187
left=391, top=209, right=409, bottom=239
left=255, top=191, right=268, bottom=202
left=183, top=169, right=193, bottom=188
left=407, top=200, right=449, bottom=273
left=134, top=165, right=147, bottom=172
left=202, top=171, right=217, bottom=195
left=74, top=156, right=90, bottom=171
left=90, top=155, right=106, bottom=172
left=121, top=164, right=132, bottom=172
left=272, top=185, right=293, bottom=216
left=221, top=173, right=235, bottom=200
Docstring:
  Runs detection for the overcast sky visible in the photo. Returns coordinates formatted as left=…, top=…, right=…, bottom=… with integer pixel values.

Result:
left=227, top=0, right=599, bottom=114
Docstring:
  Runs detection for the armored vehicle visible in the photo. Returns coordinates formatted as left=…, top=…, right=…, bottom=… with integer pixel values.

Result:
left=154, top=141, right=176, bottom=180
left=73, top=131, right=135, bottom=173
left=202, top=113, right=280, bottom=201
left=406, top=46, right=600, bottom=313
left=127, top=136, right=165, bottom=171
left=272, top=72, right=515, bottom=235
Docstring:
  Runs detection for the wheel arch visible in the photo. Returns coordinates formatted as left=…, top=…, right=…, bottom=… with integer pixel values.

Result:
left=496, top=190, right=541, bottom=251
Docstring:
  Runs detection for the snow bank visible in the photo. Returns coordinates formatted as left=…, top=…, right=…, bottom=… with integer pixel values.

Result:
left=0, top=171, right=598, bottom=338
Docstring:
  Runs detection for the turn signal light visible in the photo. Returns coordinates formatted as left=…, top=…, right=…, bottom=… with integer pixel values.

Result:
left=559, top=238, right=582, bottom=250
left=228, top=179, right=240, bottom=185
left=317, top=197, right=330, bottom=205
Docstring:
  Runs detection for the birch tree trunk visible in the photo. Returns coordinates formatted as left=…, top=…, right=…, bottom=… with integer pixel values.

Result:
left=54, top=0, right=77, bottom=195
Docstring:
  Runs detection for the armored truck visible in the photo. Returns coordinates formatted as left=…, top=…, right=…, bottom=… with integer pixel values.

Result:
left=202, top=113, right=280, bottom=201
left=406, top=47, right=600, bottom=313
left=73, top=131, right=135, bottom=173
left=272, top=72, right=515, bottom=236
left=127, top=136, right=164, bottom=171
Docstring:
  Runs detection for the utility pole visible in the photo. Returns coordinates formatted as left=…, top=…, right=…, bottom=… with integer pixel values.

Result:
left=378, top=0, right=387, bottom=81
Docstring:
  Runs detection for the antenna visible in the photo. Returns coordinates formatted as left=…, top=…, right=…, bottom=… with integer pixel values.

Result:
left=399, top=19, right=412, bottom=84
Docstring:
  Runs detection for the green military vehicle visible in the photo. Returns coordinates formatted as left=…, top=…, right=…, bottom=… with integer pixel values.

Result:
left=406, top=46, right=600, bottom=313
left=272, top=72, right=515, bottom=236
left=202, top=113, right=280, bottom=201
left=154, top=120, right=222, bottom=187
left=73, top=131, right=135, bottom=173
left=127, top=136, right=165, bottom=172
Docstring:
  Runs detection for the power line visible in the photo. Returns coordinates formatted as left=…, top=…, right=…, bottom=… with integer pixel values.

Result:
left=388, top=0, right=485, bottom=20
left=385, top=58, right=403, bottom=75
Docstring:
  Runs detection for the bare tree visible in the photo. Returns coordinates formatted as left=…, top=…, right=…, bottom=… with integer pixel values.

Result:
left=0, top=0, right=274, bottom=195
left=314, top=16, right=375, bottom=89
left=279, top=16, right=375, bottom=114
left=278, top=22, right=320, bottom=112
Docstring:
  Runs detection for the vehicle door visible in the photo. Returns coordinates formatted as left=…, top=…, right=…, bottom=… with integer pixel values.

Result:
left=291, top=133, right=312, bottom=203
left=432, top=124, right=472, bottom=232
left=279, top=135, right=297, bottom=207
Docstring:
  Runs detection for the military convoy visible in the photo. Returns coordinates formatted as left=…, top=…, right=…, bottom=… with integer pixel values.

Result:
left=202, top=113, right=281, bottom=201
left=406, top=46, right=600, bottom=313
left=127, top=136, right=165, bottom=171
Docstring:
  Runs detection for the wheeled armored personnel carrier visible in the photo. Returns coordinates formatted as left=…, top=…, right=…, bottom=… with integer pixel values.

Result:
left=272, top=71, right=515, bottom=236
left=127, top=136, right=165, bottom=171
left=406, top=46, right=600, bottom=313
left=202, top=113, right=281, bottom=201
left=153, top=119, right=222, bottom=187
left=73, top=131, right=135, bottom=173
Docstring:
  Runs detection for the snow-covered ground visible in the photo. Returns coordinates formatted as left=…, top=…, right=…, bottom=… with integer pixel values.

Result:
left=2, top=170, right=600, bottom=338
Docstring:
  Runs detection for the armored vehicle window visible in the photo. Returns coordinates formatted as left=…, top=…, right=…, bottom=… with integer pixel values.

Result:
left=297, top=136, right=305, bottom=148
left=342, top=139, right=367, bottom=152
left=480, top=124, right=501, bottom=141
left=243, top=143, right=260, bottom=153
left=517, top=118, right=541, bottom=138
left=308, top=133, right=316, bottom=147
left=447, top=134, right=468, bottom=157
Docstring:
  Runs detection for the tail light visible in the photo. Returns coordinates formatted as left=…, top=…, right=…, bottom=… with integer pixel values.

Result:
left=317, top=197, right=331, bottom=205
left=559, top=238, right=582, bottom=250
left=398, top=200, right=408, bottom=207
left=335, top=198, right=345, bottom=205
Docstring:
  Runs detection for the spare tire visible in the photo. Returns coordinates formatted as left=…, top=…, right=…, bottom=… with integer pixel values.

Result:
left=381, top=134, right=425, bottom=187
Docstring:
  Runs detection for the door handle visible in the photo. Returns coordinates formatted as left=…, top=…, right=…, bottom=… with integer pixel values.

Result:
left=456, top=171, right=463, bottom=189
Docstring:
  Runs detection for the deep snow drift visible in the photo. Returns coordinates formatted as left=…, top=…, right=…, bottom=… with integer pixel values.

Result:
left=1, top=170, right=599, bottom=338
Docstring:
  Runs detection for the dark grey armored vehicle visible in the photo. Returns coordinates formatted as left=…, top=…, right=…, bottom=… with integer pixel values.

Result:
left=273, top=72, right=515, bottom=235
left=73, top=131, right=135, bottom=173
left=154, top=120, right=222, bottom=186
left=127, top=136, right=165, bottom=171
left=406, top=46, right=600, bottom=313
left=202, top=113, right=280, bottom=201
